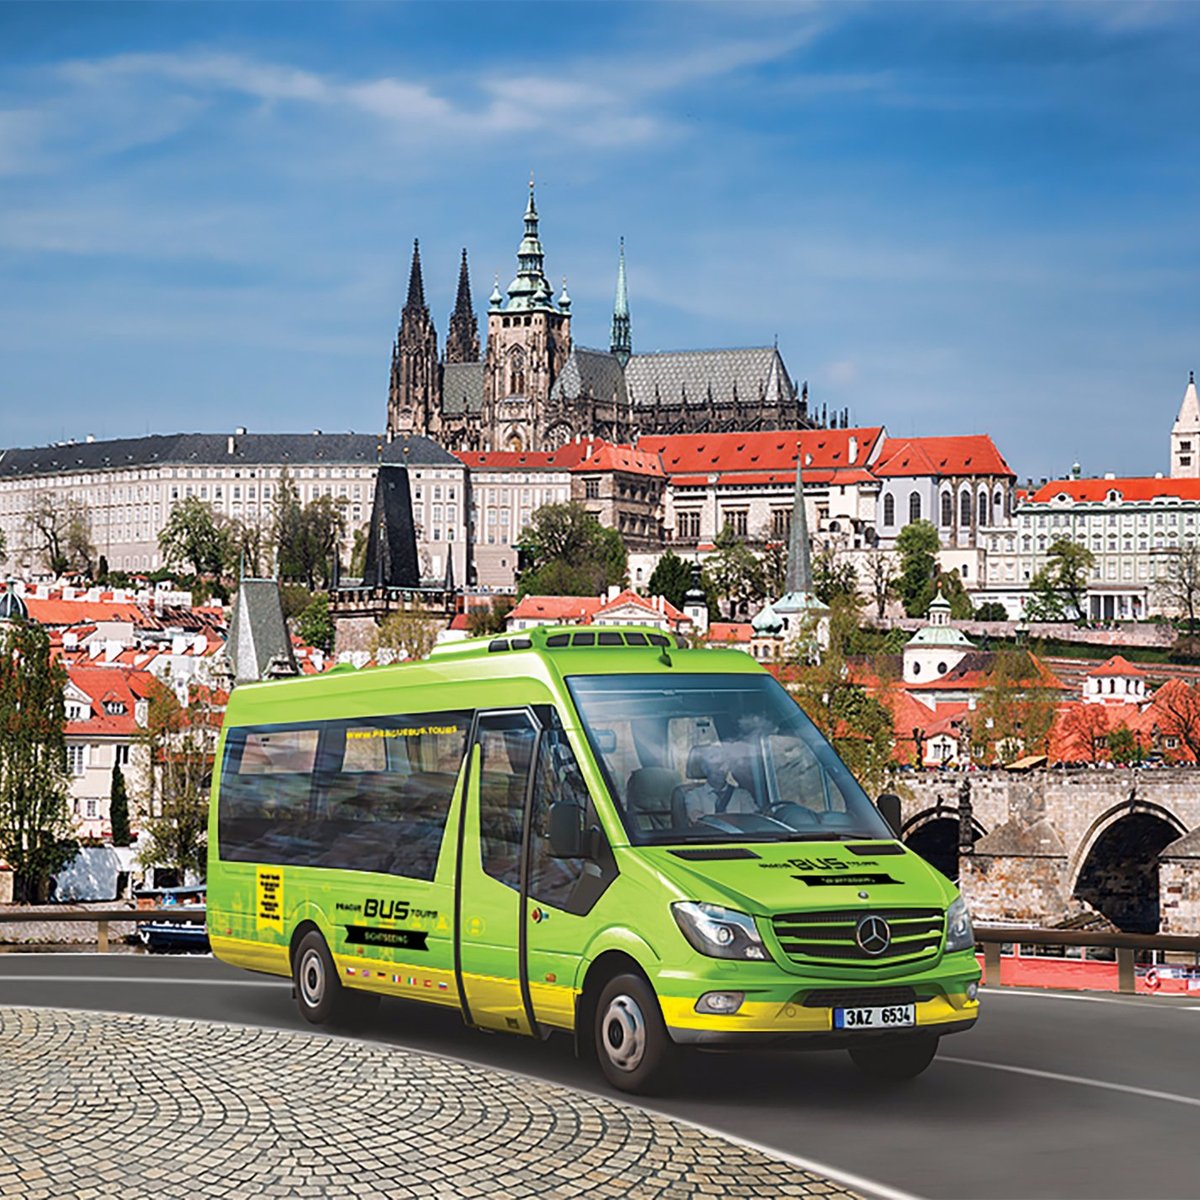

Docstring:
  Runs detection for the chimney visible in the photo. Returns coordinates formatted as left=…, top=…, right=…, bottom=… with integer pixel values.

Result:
left=227, top=435, right=236, bottom=455
left=848, top=435, right=858, bottom=463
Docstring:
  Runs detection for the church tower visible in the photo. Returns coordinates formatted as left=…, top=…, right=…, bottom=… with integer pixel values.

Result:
left=445, top=248, right=480, bottom=364
left=482, top=179, right=572, bottom=452
left=387, top=239, right=439, bottom=439
left=1171, top=371, right=1200, bottom=479
left=610, top=237, right=631, bottom=368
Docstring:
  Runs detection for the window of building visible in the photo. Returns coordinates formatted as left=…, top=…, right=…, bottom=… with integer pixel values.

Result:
left=978, top=492, right=989, bottom=526
left=677, top=511, right=701, bottom=539
left=116, top=744, right=131, bottom=767
left=959, top=490, right=971, bottom=527
left=940, top=491, right=952, bottom=527
left=909, top=492, right=922, bottom=524
left=883, top=494, right=895, bottom=526
left=723, top=509, right=749, bottom=538
left=66, top=745, right=86, bottom=776
left=584, top=477, right=600, bottom=500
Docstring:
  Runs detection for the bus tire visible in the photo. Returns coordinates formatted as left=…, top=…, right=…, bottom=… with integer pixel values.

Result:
left=849, top=1034, right=938, bottom=1082
left=294, top=930, right=357, bottom=1026
left=593, top=973, right=677, bottom=1095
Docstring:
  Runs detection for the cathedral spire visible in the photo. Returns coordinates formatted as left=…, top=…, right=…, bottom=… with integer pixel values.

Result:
left=445, top=248, right=480, bottom=364
left=504, top=175, right=557, bottom=311
left=610, top=237, right=631, bottom=368
left=785, top=444, right=813, bottom=596
left=404, top=239, right=427, bottom=316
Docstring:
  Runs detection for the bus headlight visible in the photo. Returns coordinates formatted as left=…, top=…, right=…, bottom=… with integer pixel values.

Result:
left=946, top=896, right=975, bottom=953
left=672, top=902, right=772, bottom=962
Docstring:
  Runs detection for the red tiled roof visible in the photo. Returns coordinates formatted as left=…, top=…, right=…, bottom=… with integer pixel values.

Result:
left=572, top=444, right=665, bottom=477
left=65, top=665, right=153, bottom=737
left=707, top=622, right=753, bottom=644
left=25, top=598, right=148, bottom=627
left=594, top=590, right=686, bottom=623
left=1088, top=655, right=1147, bottom=679
left=872, top=435, right=1014, bottom=479
left=507, top=595, right=603, bottom=622
left=638, top=427, right=884, bottom=478
left=1027, top=477, right=1200, bottom=504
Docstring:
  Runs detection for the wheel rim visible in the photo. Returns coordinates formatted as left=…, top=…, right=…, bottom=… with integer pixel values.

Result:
left=299, top=948, right=325, bottom=1009
left=600, top=993, right=647, bottom=1073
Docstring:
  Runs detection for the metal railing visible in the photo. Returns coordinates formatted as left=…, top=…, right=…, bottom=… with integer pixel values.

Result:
left=0, top=907, right=204, bottom=953
left=975, top=925, right=1200, bottom=994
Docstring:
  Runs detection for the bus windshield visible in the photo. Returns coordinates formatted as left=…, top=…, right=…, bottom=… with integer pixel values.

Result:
left=567, top=673, right=892, bottom=846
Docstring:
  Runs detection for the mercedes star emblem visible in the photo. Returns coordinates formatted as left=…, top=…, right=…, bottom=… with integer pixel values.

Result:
left=855, top=914, right=891, bottom=956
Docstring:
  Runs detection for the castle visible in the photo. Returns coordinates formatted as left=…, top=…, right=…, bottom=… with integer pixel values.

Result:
left=386, top=181, right=825, bottom=453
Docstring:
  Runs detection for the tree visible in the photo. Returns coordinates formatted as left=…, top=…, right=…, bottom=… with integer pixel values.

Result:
left=1156, top=543, right=1200, bottom=636
left=0, top=621, right=76, bottom=902
left=228, top=516, right=271, bottom=580
left=25, top=495, right=95, bottom=578
left=895, top=520, right=940, bottom=616
left=647, top=549, right=694, bottom=612
left=756, top=536, right=788, bottom=600
left=867, top=549, right=898, bottom=620
left=349, top=527, right=368, bottom=579
left=703, top=523, right=763, bottom=618
left=935, top=569, right=974, bottom=620
left=296, top=593, right=335, bottom=654
left=1151, top=679, right=1200, bottom=762
left=276, top=490, right=346, bottom=591
left=137, top=679, right=215, bottom=881
left=1027, top=539, right=1094, bottom=624
left=1057, top=704, right=1111, bottom=764
left=786, top=597, right=897, bottom=797
left=372, top=609, right=440, bottom=662
left=812, top=546, right=859, bottom=607
left=158, top=498, right=232, bottom=584
left=1107, top=725, right=1142, bottom=766
left=0, top=526, right=6, bottom=567
left=972, top=648, right=1059, bottom=764
left=517, top=503, right=627, bottom=597
left=109, top=762, right=132, bottom=847
left=974, top=601, right=1009, bottom=622
left=466, top=596, right=515, bottom=636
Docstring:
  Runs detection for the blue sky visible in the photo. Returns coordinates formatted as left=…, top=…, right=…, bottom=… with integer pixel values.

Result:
left=1, top=1, right=1198, bottom=481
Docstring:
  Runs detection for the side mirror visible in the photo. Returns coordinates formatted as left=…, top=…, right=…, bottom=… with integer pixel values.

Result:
left=877, top=793, right=902, bottom=838
left=548, top=801, right=585, bottom=858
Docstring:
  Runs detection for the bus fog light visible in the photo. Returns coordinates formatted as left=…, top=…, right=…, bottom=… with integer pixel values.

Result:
left=695, top=991, right=744, bottom=1015
left=967, top=982, right=979, bottom=1001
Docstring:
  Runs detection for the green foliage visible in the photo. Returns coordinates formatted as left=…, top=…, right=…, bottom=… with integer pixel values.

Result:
left=974, top=601, right=1010, bottom=622
left=372, top=609, right=440, bottom=661
left=25, top=495, right=96, bottom=578
left=812, top=547, right=859, bottom=607
left=274, top=476, right=346, bottom=591
left=647, top=549, right=693, bottom=611
left=349, top=527, right=368, bottom=579
left=109, top=763, right=132, bottom=847
left=971, top=648, right=1058, bottom=764
left=466, top=596, right=515, bottom=636
left=296, top=593, right=335, bottom=654
left=936, top=570, right=974, bottom=619
left=158, top=498, right=233, bottom=600
left=277, top=584, right=315, bottom=623
left=757, top=539, right=788, bottom=600
left=517, top=503, right=627, bottom=597
left=703, top=523, right=764, bottom=616
left=0, top=622, right=76, bottom=901
left=1107, top=725, right=1142, bottom=766
left=0, top=524, right=6, bottom=566
left=895, top=520, right=940, bottom=616
left=786, top=598, right=897, bottom=797
left=137, top=679, right=213, bottom=880
left=1026, top=539, right=1095, bottom=623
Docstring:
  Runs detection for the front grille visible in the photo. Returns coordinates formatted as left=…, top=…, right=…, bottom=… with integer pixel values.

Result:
left=772, top=908, right=943, bottom=969
left=799, top=986, right=921, bottom=1009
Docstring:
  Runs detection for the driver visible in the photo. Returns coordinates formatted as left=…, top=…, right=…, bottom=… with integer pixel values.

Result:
left=681, top=744, right=756, bottom=826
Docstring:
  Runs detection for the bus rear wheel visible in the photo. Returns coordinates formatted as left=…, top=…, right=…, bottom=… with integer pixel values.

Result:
left=593, top=973, right=677, bottom=1095
left=293, top=930, right=378, bottom=1027
left=849, top=1034, right=938, bottom=1082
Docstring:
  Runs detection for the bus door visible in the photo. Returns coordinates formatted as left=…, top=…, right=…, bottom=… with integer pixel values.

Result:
left=456, top=710, right=538, bottom=1035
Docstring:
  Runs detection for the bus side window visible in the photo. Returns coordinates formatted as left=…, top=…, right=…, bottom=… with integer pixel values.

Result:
left=477, top=714, right=537, bottom=891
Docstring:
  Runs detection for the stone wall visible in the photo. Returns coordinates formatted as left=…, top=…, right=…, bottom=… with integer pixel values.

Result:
left=897, top=768, right=1200, bottom=931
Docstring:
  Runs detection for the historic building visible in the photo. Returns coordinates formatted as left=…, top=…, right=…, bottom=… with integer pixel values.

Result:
left=385, top=181, right=817, bottom=453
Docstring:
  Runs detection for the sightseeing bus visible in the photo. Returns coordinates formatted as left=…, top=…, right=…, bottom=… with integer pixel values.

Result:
left=207, top=625, right=979, bottom=1093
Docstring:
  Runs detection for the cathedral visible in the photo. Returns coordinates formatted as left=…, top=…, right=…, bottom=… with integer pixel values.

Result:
left=386, top=182, right=820, bottom=453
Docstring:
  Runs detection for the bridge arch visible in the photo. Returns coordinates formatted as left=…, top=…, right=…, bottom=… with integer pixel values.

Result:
left=902, top=807, right=987, bottom=883
left=1069, top=801, right=1187, bottom=933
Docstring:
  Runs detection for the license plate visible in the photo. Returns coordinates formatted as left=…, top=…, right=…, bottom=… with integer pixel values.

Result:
left=833, top=1004, right=915, bottom=1030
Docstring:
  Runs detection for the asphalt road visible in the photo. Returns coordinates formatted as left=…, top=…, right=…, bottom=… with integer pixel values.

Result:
left=2, top=954, right=1199, bottom=1200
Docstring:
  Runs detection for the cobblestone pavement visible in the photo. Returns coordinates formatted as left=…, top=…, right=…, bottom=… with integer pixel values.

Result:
left=0, top=1007, right=861, bottom=1200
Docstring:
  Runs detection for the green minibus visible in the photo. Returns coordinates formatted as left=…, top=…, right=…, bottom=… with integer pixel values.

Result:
left=207, top=624, right=979, bottom=1093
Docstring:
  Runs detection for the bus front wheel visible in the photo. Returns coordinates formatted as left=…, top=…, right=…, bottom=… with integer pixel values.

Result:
left=849, top=1034, right=938, bottom=1082
left=293, top=930, right=378, bottom=1027
left=593, top=973, right=677, bottom=1095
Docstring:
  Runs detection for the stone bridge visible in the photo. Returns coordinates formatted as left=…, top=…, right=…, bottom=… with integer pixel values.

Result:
left=895, top=769, right=1200, bottom=934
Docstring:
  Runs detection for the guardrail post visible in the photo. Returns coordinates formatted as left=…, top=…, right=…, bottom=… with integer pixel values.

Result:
left=1117, top=947, right=1135, bottom=994
left=984, top=941, right=1002, bottom=987
left=97, top=920, right=109, bottom=954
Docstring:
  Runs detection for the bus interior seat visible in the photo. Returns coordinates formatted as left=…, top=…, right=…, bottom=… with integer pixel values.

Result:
left=625, top=766, right=679, bottom=833
left=671, top=744, right=757, bottom=828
